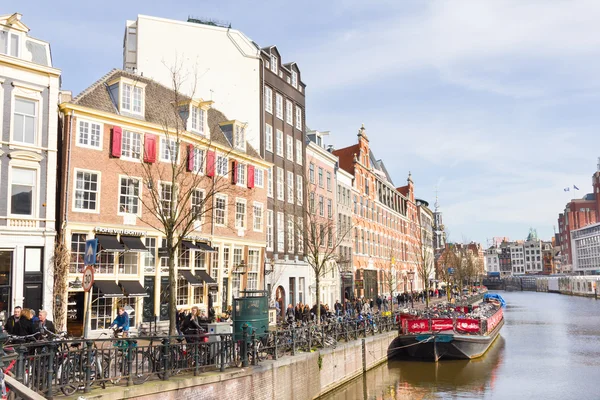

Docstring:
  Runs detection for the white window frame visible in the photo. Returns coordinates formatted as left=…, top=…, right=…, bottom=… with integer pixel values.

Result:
left=11, top=92, right=42, bottom=148
left=158, top=181, right=175, bottom=217
left=276, top=167, right=285, bottom=201
left=296, top=175, right=303, bottom=205
left=117, top=175, right=142, bottom=217
left=265, top=123, right=273, bottom=153
left=214, top=194, right=228, bottom=226
left=270, top=54, right=278, bottom=74
left=160, top=137, right=178, bottom=163
left=191, top=188, right=205, bottom=226
left=286, top=135, right=294, bottom=161
left=285, top=99, right=293, bottom=125
left=216, top=154, right=229, bottom=176
left=267, top=167, right=273, bottom=198
left=253, top=202, right=264, bottom=232
left=237, top=163, right=246, bottom=186
left=275, top=93, right=283, bottom=120
left=265, top=86, right=273, bottom=114
left=72, top=168, right=101, bottom=214
left=8, top=164, right=39, bottom=218
left=234, top=125, right=246, bottom=151
left=235, top=198, right=247, bottom=229
left=121, top=130, right=142, bottom=161
left=292, top=71, right=298, bottom=89
left=192, top=147, right=205, bottom=174
left=120, top=80, right=145, bottom=116
left=76, top=118, right=103, bottom=150
left=254, top=168, right=264, bottom=188
left=297, top=216, right=304, bottom=254
left=296, top=107, right=302, bottom=130
left=296, top=139, right=303, bottom=165
left=287, top=217, right=294, bottom=253
left=287, top=171, right=294, bottom=204
left=266, top=210, right=273, bottom=251
left=277, top=212, right=285, bottom=252
left=190, top=105, right=205, bottom=135
left=276, top=130, right=284, bottom=157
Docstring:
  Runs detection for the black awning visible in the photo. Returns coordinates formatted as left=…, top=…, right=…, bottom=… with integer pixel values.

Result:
left=96, top=235, right=125, bottom=252
left=196, top=242, right=217, bottom=253
left=94, top=281, right=124, bottom=298
left=121, top=236, right=148, bottom=252
left=119, top=280, right=148, bottom=297
left=180, top=270, right=203, bottom=286
left=195, top=270, right=217, bottom=286
left=182, top=241, right=200, bottom=250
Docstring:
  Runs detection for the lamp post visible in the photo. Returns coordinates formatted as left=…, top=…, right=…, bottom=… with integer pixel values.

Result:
left=407, top=270, right=415, bottom=309
left=391, top=267, right=396, bottom=312
left=263, top=257, right=275, bottom=294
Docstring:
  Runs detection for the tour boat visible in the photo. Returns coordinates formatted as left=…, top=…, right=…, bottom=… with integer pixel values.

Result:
left=392, top=296, right=505, bottom=362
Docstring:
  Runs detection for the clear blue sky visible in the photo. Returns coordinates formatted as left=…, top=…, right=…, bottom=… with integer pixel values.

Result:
left=7, top=0, right=600, bottom=245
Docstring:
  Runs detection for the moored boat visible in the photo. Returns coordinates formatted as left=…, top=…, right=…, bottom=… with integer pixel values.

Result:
left=391, top=295, right=505, bottom=362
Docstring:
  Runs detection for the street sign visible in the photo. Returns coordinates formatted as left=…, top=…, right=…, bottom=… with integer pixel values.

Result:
left=82, top=265, right=94, bottom=292
left=84, top=239, right=98, bottom=266
left=448, top=267, right=455, bottom=275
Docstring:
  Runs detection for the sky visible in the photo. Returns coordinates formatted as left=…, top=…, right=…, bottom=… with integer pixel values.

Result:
left=7, top=0, right=600, bottom=246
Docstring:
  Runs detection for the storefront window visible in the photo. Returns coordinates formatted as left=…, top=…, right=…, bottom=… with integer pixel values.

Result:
left=70, top=233, right=87, bottom=273
left=193, top=287, right=203, bottom=304
left=247, top=249, right=260, bottom=290
left=210, top=246, right=220, bottom=280
left=195, top=251, right=206, bottom=271
left=144, top=238, right=156, bottom=274
left=96, top=245, right=114, bottom=274
left=91, top=289, right=112, bottom=330
left=119, top=252, right=138, bottom=275
left=176, top=277, right=188, bottom=306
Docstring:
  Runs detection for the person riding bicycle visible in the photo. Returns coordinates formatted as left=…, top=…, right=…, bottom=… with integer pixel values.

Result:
left=110, top=307, right=130, bottom=337
left=181, top=306, right=204, bottom=343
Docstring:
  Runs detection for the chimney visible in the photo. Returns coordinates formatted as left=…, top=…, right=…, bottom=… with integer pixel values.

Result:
left=326, top=144, right=334, bottom=153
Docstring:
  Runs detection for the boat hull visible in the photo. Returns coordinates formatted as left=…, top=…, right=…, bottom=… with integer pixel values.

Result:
left=392, top=319, right=504, bottom=361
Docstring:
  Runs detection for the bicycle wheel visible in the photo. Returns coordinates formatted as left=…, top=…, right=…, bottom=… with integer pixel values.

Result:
left=106, top=353, right=124, bottom=385
left=132, top=351, right=152, bottom=385
left=59, top=359, right=80, bottom=396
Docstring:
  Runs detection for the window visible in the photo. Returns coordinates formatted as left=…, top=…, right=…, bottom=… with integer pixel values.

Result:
left=277, top=212, right=285, bottom=252
left=296, top=175, right=303, bottom=205
left=286, top=136, right=294, bottom=161
left=254, top=168, right=264, bottom=187
left=326, top=172, right=332, bottom=191
left=122, top=131, right=143, bottom=160
left=192, top=189, right=204, bottom=221
left=96, top=242, right=114, bottom=274
left=160, top=137, right=177, bottom=162
left=144, top=238, right=156, bottom=274
left=309, top=193, right=315, bottom=214
left=253, top=202, right=263, bottom=231
left=192, top=148, right=204, bottom=174
left=267, top=167, right=273, bottom=198
left=190, top=106, right=205, bottom=134
left=210, top=246, right=220, bottom=280
left=286, top=100, right=293, bottom=125
left=74, top=170, right=99, bottom=212
left=215, top=195, right=227, bottom=226
left=327, top=199, right=333, bottom=219
left=277, top=167, right=284, bottom=201
left=319, top=196, right=324, bottom=216
left=287, top=217, right=294, bottom=252
left=216, top=155, right=228, bottom=176
left=10, top=167, right=36, bottom=216
left=275, top=93, right=283, bottom=119
left=296, top=140, right=303, bottom=165
left=309, top=163, right=315, bottom=183
left=90, top=289, right=112, bottom=330
left=70, top=233, right=87, bottom=273
left=176, top=277, right=188, bottom=306
left=287, top=171, right=294, bottom=203
left=270, top=54, right=278, bottom=73
left=265, top=86, right=273, bottom=114
left=0, top=32, right=19, bottom=57
left=234, top=125, right=245, bottom=151
left=232, top=247, right=244, bottom=296
left=295, top=107, right=302, bottom=130
left=119, top=177, right=140, bottom=214
left=78, top=120, right=102, bottom=149
left=292, top=71, right=298, bottom=89
left=159, top=182, right=173, bottom=216
left=235, top=199, right=246, bottom=229
left=13, top=98, right=37, bottom=145
left=318, top=168, right=324, bottom=187
left=297, top=216, right=304, bottom=254
left=119, top=252, right=138, bottom=275
left=122, top=83, right=143, bottom=114
left=265, top=124, right=273, bottom=152
left=266, top=210, right=273, bottom=251
left=276, top=130, right=284, bottom=156
left=237, top=163, right=246, bottom=185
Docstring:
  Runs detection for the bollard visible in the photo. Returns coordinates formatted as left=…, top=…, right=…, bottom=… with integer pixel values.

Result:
left=161, top=338, right=170, bottom=380
left=16, top=345, right=25, bottom=383
left=46, top=342, right=56, bottom=399
left=126, top=340, right=134, bottom=387
left=241, top=324, right=249, bottom=368
left=291, top=328, right=296, bottom=356
left=219, top=335, right=226, bottom=372
left=251, top=331, right=257, bottom=366
left=84, top=340, right=93, bottom=393
left=273, top=330, right=278, bottom=360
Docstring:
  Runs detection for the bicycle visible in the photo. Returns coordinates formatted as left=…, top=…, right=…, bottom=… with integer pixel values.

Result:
left=103, top=327, right=151, bottom=385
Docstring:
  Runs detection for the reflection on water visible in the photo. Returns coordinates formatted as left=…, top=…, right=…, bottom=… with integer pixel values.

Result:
left=320, top=292, right=600, bottom=400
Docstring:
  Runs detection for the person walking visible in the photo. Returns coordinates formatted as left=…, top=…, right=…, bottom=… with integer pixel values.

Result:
left=181, top=306, right=203, bottom=343
left=334, top=300, right=342, bottom=317
left=19, top=308, right=36, bottom=336
left=376, top=296, right=383, bottom=312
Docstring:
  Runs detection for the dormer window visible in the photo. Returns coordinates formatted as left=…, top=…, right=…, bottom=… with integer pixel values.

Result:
left=234, top=124, right=246, bottom=152
left=270, top=54, right=278, bottom=74
left=0, top=31, right=20, bottom=57
left=190, top=106, right=205, bottom=134
left=292, top=71, right=298, bottom=89
left=122, top=83, right=143, bottom=114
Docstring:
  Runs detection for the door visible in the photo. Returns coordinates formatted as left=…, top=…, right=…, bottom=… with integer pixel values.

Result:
left=143, top=276, right=155, bottom=322
left=0, top=251, right=12, bottom=322
left=23, top=247, right=43, bottom=312
left=23, top=284, right=42, bottom=312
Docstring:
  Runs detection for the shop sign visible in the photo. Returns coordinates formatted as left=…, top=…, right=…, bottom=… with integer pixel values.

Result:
left=354, top=279, right=364, bottom=289
left=94, top=227, right=145, bottom=236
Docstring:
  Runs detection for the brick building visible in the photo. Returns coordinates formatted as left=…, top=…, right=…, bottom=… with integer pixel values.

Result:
left=58, top=70, right=269, bottom=335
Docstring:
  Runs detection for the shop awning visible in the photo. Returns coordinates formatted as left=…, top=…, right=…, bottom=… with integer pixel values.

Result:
left=121, top=236, right=148, bottom=252
left=119, top=280, right=148, bottom=297
left=94, top=281, right=124, bottom=298
left=181, top=241, right=200, bottom=250
left=195, top=270, right=217, bottom=286
left=96, top=235, right=125, bottom=252
left=196, top=242, right=217, bottom=253
left=179, top=270, right=203, bottom=286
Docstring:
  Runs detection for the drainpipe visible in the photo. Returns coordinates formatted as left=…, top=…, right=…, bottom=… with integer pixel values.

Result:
left=62, top=110, right=74, bottom=235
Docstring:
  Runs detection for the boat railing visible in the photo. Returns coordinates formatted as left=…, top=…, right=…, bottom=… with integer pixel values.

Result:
left=400, top=307, right=503, bottom=336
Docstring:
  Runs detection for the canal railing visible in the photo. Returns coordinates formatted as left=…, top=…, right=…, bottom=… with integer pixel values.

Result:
left=0, top=314, right=397, bottom=398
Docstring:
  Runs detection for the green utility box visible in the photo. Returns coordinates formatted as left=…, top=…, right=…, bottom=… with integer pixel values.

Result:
left=232, top=290, right=268, bottom=341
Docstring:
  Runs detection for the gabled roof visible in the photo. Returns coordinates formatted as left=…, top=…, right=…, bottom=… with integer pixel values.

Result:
left=332, top=144, right=359, bottom=175
left=70, top=69, right=261, bottom=159
left=0, top=13, right=29, bottom=33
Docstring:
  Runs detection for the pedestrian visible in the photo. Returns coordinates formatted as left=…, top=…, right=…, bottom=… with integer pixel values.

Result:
left=5, top=306, right=23, bottom=335
left=19, top=308, right=36, bottom=336
left=334, top=300, right=342, bottom=316
left=376, top=296, right=382, bottom=312
left=303, top=304, right=310, bottom=323
left=181, top=306, right=203, bottom=343
left=383, top=297, right=388, bottom=312
left=38, top=310, right=56, bottom=335
left=285, top=304, right=295, bottom=324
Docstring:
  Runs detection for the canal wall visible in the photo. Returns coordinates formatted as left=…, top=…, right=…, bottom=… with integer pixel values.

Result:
left=79, top=331, right=398, bottom=400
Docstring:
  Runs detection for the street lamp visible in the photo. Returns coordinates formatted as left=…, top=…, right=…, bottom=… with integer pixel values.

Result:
left=264, top=258, right=275, bottom=275
left=407, top=270, right=415, bottom=309
left=234, top=260, right=247, bottom=275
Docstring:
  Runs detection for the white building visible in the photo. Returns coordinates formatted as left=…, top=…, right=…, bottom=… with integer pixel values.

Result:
left=510, top=243, right=525, bottom=275
left=0, top=13, right=61, bottom=319
left=485, top=247, right=500, bottom=274
left=523, top=229, right=543, bottom=274
left=123, top=15, right=261, bottom=150
left=571, top=222, right=600, bottom=275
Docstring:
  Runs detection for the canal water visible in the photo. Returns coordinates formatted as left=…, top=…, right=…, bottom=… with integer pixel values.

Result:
left=320, top=291, right=600, bottom=400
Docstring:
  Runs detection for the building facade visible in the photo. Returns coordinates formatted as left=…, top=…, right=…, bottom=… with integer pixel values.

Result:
left=260, top=46, right=308, bottom=311
left=336, top=167, right=354, bottom=301
left=0, top=13, right=61, bottom=320
left=58, top=70, right=269, bottom=335
left=571, top=222, right=600, bottom=275
left=523, top=229, right=543, bottom=274
left=498, top=242, right=512, bottom=277
left=485, top=246, right=500, bottom=274
left=416, top=199, right=435, bottom=289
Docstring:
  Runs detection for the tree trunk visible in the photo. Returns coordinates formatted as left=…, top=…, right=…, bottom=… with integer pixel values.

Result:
left=315, top=275, right=321, bottom=325
left=168, top=240, right=177, bottom=336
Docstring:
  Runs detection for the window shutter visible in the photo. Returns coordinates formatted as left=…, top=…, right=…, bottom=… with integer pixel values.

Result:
left=247, top=165, right=255, bottom=189
left=187, top=144, right=195, bottom=172
left=206, top=151, right=215, bottom=177
left=231, top=160, right=238, bottom=184
left=111, top=126, right=122, bottom=158
left=143, top=134, right=156, bottom=163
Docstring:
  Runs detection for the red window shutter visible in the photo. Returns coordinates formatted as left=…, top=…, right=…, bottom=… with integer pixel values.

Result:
left=206, top=151, right=215, bottom=177
left=247, top=165, right=255, bottom=189
left=231, top=160, right=238, bottom=184
left=111, top=126, right=122, bottom=158
left=187, top=144, right=195, bottom=172
left=143, top=134, right=156, bottom=163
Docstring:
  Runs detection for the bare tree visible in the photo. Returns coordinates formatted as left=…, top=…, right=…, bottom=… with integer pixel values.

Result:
left=51, top=235, right=70, bottom=331
left=117, top=64, right=236, bottom=335
left=377, top=240, right=401, bottom=312
left=410, top=216, right=436, bottom=307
